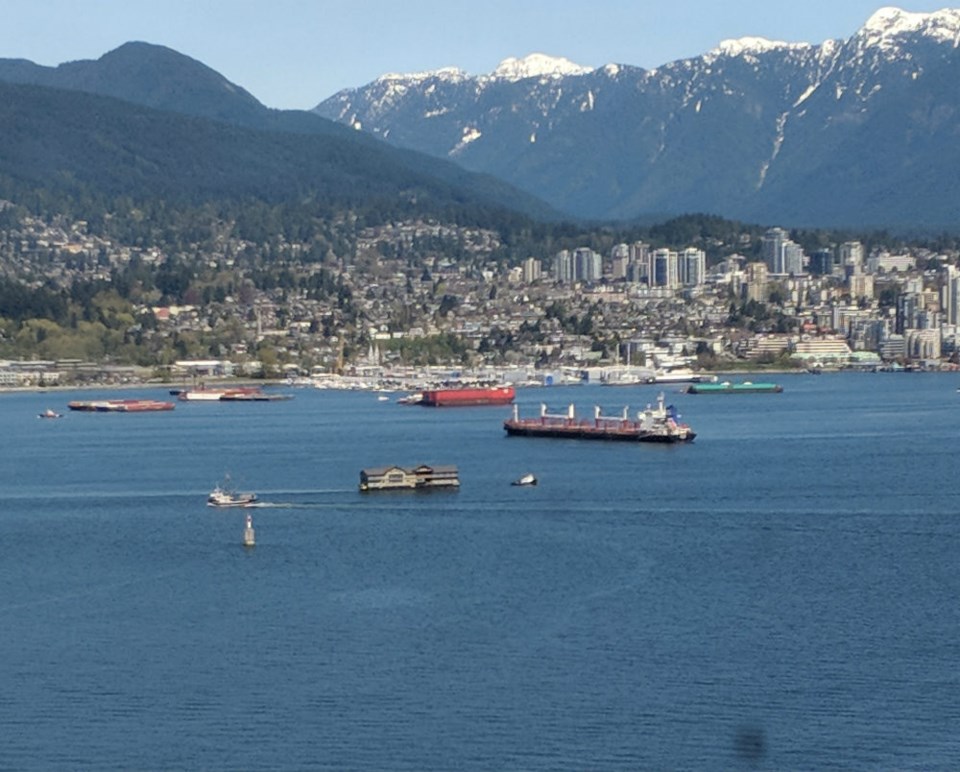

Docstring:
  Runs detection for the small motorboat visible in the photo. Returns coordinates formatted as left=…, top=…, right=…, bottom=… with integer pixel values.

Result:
left=38, top=409, right=63, bottom=419
left=511, top=473, right=537, bottom=487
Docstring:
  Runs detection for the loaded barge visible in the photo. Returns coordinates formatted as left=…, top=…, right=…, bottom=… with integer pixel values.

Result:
left=418, top=384, right=515, bottom=407
left=67, top=398, right=175, bottom=412
left=686, top=381, right=782, bottom=394
left=504, top=393, right=695, bottom=443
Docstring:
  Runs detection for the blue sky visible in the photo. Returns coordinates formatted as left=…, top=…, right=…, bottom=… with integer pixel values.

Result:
left=1, top=1, right=949, bottom=109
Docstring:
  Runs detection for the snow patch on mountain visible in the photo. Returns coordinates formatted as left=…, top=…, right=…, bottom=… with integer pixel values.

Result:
left=450, top=126, right=482, bottom=156
left=377, top=66, right=468, bottom=85
left=712, top=37, right=812, bottom=58
left=859, top=7, right=960, bottom=50
left=490, top=53, right=592, bottom=81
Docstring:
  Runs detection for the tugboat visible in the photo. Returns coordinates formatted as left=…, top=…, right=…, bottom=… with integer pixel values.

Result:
left=207, top=476, right=258, bottom=508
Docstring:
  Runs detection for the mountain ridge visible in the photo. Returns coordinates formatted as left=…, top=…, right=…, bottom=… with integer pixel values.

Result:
left=314, top=6, right=960, bottom=229
left=0, top=44, right=559, bottom=221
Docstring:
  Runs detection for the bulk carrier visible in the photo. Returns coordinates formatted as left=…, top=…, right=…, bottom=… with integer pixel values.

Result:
left=504, top=393, right=695, bottom=443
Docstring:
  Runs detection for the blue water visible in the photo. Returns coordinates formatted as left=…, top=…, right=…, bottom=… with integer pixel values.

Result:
left=2, top=373, right=960, bottom=771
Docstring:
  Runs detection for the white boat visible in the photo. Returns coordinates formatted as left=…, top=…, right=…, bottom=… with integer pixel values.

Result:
left=511, top=473, right=538, bottom=486
left=38, top=408, right=63, bottom=419
left=207, top=478, right=257, bottom=508
left=654, top=368, right=716, bottom=384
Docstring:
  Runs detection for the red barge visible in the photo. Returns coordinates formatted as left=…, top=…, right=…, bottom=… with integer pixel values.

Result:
left=419, top=384, right=515, bottom=407
left=504, top=393, right=695, bottom=443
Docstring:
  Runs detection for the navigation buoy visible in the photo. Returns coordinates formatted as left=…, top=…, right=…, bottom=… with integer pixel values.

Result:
left=243, top=513, right=256, bottom=547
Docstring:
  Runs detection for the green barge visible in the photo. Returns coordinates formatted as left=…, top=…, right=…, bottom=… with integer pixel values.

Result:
left=686, top=381, right=783, bottom=394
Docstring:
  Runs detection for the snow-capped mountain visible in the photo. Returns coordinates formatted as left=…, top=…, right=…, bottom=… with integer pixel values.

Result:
left=314, top=7, right=960, bottom=229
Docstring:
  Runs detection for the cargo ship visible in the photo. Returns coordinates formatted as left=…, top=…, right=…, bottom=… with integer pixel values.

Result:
left=504, top=392, right=695, bottom=443
left=686, top=381, right=783, bottom=394
left=67, top=399, right=176, bottom=412
left=419, top=384, right=515, bottom=407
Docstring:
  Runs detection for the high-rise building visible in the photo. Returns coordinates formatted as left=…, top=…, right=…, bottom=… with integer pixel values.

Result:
left=809, top=248, right=836, bottom=276
left=610, top=243, right=630, bottom=280
left=840, top=241, right=865, bottom=277
left=552, top=250, right=574, bottom=283
left=745, top=262, right=768, bottom=302
left=521, top=257, right=542, bottom=284
left=649, top=249, right=678, bottom=290
left=896, top=291, right=922, bottom=334
left=678, top=248, right=706, bottom=287
left=574, top=247, right=602, bottom=283
left=761, top=227, right=806, bottom=276
left=943, top=264, right=960, bottom=325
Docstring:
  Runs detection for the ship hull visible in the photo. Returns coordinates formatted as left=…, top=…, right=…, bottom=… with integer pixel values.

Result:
left=504, top=421, right=695, bottom=443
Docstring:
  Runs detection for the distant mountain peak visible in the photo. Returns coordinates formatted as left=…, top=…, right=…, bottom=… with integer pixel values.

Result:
left=859, top=6, right=960, bottom=49
left=377, top=66, right=468, bottom=85
left=712, top=36, right=812, bottom=58
left=490, top=53, right=592, bottom=81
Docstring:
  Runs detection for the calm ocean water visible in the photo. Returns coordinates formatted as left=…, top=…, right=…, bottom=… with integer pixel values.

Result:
left=2, top=372, right=960, bottom=771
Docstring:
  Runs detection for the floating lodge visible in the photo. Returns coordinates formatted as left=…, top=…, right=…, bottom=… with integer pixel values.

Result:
left=359, top=464, right=461, bottom=491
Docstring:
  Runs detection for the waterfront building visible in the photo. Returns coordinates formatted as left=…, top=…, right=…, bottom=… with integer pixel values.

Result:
left=792, top=336, right=853, bottom=366
left=879, top=333, right=907, bottom=361
left=907, top=328, right=942, bottom=360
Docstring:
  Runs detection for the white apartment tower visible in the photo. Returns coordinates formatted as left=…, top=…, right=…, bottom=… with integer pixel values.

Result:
left=521, top=257, right=542, bottom=284
left=679, top=247, right=706, bottom=287
left=552, top=250, right=575, bottom=283
left=762, top=227, right=805, bottom=276
left=649, top=249, right=679, bottom=290
left=943, top=264, right=960, bottom=325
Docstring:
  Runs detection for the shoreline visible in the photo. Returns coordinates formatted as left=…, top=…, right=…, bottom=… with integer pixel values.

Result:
left=1, top=367, right=953, bottom=397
